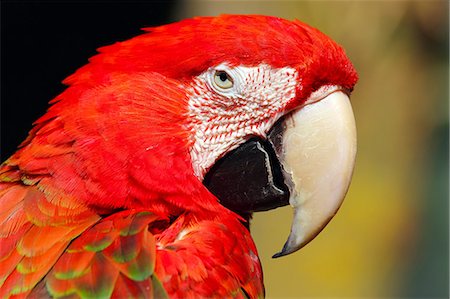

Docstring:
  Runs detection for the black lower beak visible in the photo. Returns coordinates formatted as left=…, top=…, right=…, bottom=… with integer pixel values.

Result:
left=203, top=136, right=290, bottom=215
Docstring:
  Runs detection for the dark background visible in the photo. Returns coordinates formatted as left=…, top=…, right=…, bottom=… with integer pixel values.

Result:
left=1, top=1, right=177, bottom=160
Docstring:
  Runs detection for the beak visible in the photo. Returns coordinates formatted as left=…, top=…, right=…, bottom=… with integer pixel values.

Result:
left=271, top=89, right=357, bottom=258
left=203, top=88, right=356, bottom=258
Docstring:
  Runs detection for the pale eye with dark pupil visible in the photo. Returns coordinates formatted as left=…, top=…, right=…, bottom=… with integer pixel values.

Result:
left=213, top=70, right=234, bottom=89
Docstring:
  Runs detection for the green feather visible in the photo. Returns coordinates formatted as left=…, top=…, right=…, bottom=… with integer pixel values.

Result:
left=152, top=275, right=169, bottom=299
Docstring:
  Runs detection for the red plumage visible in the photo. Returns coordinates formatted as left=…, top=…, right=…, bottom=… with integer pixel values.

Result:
left=0, top=15, right=357, bottom=298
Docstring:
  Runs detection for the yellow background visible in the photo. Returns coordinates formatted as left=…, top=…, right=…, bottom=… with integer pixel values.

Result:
left=176, top=1, right=449, bottom=298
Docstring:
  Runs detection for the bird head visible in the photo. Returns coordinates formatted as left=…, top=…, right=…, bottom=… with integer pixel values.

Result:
left=16, top=15, right=357, bottom=257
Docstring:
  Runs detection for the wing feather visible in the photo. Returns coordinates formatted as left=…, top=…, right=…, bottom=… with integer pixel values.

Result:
left=0, top=176, right=99, bottom=298
left=1, top=167, right=263, bottom=298
left=46, top=210, right=165, bottom=298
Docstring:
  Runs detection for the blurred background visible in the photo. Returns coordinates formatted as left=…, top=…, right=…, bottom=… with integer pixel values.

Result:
left=2, top=1, right=448, bottom=298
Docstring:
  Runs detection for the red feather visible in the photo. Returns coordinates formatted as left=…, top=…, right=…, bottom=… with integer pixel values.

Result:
left=0, top=15, right=357, bottom=298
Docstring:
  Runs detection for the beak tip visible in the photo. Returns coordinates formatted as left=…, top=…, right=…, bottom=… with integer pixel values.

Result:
left=272, top=247, right=289, bottom=259
left=272, top=240, right=300, bottom=259
left=272, top=249, right=293, bottom=259
left=272, top=252, right=284, bottom=259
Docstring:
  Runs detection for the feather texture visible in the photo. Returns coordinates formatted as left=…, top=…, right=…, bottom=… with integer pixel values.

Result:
left=0, top=180, right=263, bottom=298
left=0, top=15, right=358, bottom=298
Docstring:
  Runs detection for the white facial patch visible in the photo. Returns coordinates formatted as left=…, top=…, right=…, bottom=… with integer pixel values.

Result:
left=188, top=63, right=298, bottom=179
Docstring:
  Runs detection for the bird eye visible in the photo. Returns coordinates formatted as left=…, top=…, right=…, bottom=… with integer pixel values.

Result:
left=213, top=70, right=234, bottom=89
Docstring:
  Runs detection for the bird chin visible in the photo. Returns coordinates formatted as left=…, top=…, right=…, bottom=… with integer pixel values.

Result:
left=203, top=89, right=357, bottom=258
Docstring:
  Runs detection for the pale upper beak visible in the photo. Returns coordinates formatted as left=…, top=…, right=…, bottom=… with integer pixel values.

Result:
left=272, top=88, right=357, bottom=258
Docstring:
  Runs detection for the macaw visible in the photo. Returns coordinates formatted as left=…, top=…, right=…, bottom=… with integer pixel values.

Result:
left=0, top=15, right=357, bottom=298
